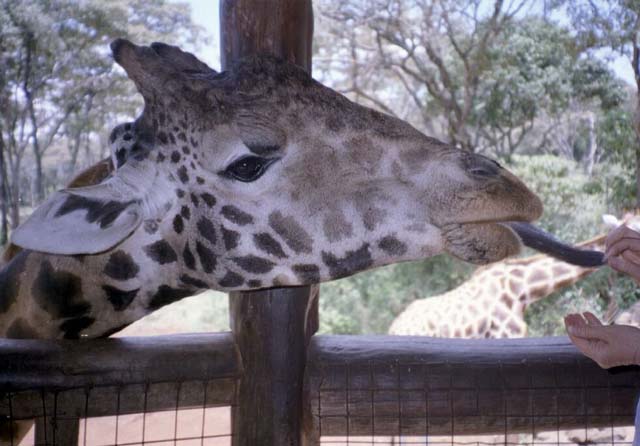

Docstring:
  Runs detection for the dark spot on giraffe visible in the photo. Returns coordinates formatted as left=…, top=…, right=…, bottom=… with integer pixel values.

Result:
left=169, top=132, right=176, bottom=144
left=221, top=205, right=253, bottom=225
left=377, top=236, right=408, bottom=256
left=292, top=264, right=320, bottom=283
left=61, top=316, right=96, bottom=339
left=181, top=205, right=191, bottom=220
left=0, top=251, right=29, bottom=313
left=190, top=137, right=199, bottom=147
left=158, top=132, right=168, bottom=144
left=197, top=217, right=217, bottom=245
left=183, top=244, right=196, bottom=270
left=218, top=270, right=244, bottom=288
left=102, top=285, right=138, bottom=311
left=322, top=211, right=353, bottom=242
left=190, top=161, right=196, bottom=170
left=196, top=241, right=216, bottom=273
left=268, top=211, right=312, bottom=254
left=157, top=152, right=166, bottom=163
left=109, top=128, right=118, bottom=144
left=507, top=320, right=521, bottom=334
left=362, top=207, right=386, bottom=231
left=222, top=227, right=240, bottom=250
left=500, top=294, right=514, bottom=309
left=122, top=133, right=133, bottom=141
left=32, top=261, right=89, bottom=318
left=56, top=195, right=135, bottom=229
left=124, top=122, right=132, bottom=131
left=176, top=189, right=185, bottom=198
left=552, top=265, right=572, bottom=276
left=232, top=255, right=275, bottom=274
left=104, top=250, right=140, bottom=281
left=465, top=326, right=473, bottom=337
left=173, top=214, right=184, bottom=234
left=157, top=114, right=165, bottom=126
left=254, top=233, right=287, bottom=258
left=116, top=148, right=127, bottom=167
left=148, top=285, right=194, bottom=311
left=325, top=114, right=346, bottom=132
left=171, top=151, right=181, bottom=163
left=177, top=165, right=189, bottom=183
left=495, top=308, right=510, bottom=320
left=512, top=268, right=525, bottom=278
left=144, top=240, right=177, bottom=264
left=178, top=132, right=187, bottom=142
left=529, top=270, right=548, bottom=283
left=508, top=280, right=522, bottom=296
left=190, top=193, right=199, bottom=206
left=182, top=145, right=191, bottom=155
left=196, top=176, right=205, bottom=184
left=322, top=244, right=373, bottom=280
left=247, top=279, right=262, bottom=288
left=180, top=274, right=209, bottom=289
left=201, top=193, right=216, bottom=207
left=6, top=318, right=38, bottom=339
left=144, top=220, right=159, bottom=234
left=179, top=120, right=187, bottom=129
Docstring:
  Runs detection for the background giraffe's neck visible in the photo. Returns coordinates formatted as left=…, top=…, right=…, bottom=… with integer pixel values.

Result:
left=501, top=234, right=605, bottom=308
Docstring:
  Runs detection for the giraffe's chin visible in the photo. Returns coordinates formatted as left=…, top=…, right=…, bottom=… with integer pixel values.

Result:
left=442, top=222, right=522, bottom=265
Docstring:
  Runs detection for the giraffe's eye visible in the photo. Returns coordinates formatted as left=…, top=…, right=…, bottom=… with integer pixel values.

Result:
left=223, top=156, right=276, bottom=182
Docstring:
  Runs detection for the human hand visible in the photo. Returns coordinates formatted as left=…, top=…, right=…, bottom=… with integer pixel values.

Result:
left=604, top=224, right=640, bottom=285
left=564, top=312, right=640, bottom=368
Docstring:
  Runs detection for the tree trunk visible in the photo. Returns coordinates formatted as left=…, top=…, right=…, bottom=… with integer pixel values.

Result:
left=0, top=132, right=9, bottom=245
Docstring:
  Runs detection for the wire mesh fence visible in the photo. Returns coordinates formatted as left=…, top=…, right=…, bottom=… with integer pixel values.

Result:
left=306, top=336, right=640, bottom=446
left=1, top=380, right=234, bottom=446
left=2, top=334, right=639, bottom=445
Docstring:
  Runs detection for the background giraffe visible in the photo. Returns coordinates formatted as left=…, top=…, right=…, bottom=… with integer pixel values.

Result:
left=388, top=234, right=607, bottom=338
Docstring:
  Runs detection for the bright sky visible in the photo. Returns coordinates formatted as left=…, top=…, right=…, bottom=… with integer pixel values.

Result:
left=187, top=0, right=220, bottom=70
left=185, top=0, right=636, bottom=86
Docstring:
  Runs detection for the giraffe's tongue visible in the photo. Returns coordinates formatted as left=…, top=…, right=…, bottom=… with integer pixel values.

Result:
left=503, top=222, right=605, bottom=267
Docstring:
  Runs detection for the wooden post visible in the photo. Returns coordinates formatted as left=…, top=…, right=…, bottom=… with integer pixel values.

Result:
left=220, top=3, right=318, bottom=445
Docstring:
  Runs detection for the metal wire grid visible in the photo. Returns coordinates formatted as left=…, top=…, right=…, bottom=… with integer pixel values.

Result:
left=1, top=379, right=234, bottom=446
left=314, top=360, right=639, bottom=446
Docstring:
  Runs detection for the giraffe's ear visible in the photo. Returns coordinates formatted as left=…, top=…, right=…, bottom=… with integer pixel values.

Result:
left=11, top=161, right=171, bottom=255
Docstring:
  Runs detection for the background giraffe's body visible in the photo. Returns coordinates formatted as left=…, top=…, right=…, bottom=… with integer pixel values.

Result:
left=389, top=235, right=606, bottom=338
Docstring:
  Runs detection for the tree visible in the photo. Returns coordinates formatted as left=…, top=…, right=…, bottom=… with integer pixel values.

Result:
left=315, top=1, right=622, bottom=161
left=555, top=0, right=640, bottom=207
left=0, top=0, right=207, bottom=234
left=316, top=0, right=530, bottom=151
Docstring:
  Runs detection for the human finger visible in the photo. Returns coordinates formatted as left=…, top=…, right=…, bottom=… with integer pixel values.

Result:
left=583, top=312, right=603, bottom=326
left=606, top=225, right=640, bottom=250
left=608, top=255, right=640, bottom=283
left=605, top=238, right=640, bottom=259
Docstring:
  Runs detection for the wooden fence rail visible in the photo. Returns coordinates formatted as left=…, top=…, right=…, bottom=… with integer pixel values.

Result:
left=1, top=334, right=639, bottom=445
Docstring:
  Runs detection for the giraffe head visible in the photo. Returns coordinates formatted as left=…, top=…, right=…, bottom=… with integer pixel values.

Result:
left=11, top=40, right=543, bottom=291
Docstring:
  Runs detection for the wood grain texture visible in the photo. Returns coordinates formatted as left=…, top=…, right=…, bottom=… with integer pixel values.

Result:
left=0, top=332, right=241, bottom=390
left=220, top=1, right=318, bottom=445
left=304, top=335, right=640, bottom=437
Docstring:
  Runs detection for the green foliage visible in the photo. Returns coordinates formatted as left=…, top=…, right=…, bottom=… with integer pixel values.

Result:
left=320, top=256, right=472, bottom=334
left=507, top=154, right=607, bottom=242
left=597, top=107, right=638, bottom=209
